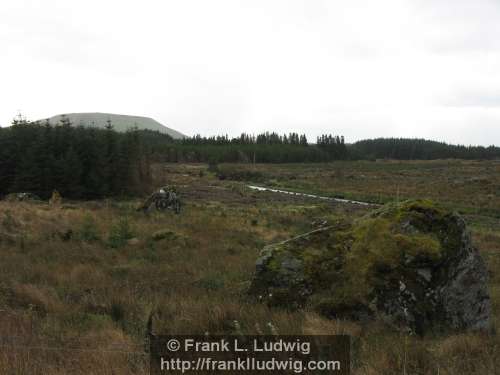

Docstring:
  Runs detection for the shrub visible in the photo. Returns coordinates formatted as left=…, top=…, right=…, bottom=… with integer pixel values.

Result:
left=207, top=159, right=219, bottom=173
left=78, top=214, right=100, bottom=242
left=107, top=217, right=134, bottom=248
left=194, top=275, right=225, bottom=291
left=151, top=230, right=177, bottom=241
left=215, top=165, right=264, bottom=182
left=1, top=210, right=17, bottom=230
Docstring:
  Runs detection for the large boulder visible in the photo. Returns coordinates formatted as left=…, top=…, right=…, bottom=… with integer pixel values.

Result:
left=249, top=200, right=491, bottom=334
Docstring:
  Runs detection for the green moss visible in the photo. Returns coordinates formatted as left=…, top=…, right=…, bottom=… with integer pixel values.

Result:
left=266, top=254, right=282, bottom=273
left=341, top=215, right=443, bottom=303
left=393, top=233, right=441, bottom=260
left=253, top=199, right=467, bottom=319
left=374, top=199, right=464, bottom=258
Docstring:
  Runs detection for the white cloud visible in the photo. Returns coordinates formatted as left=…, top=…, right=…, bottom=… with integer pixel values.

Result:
left=0, top=0, right=499, bottom=145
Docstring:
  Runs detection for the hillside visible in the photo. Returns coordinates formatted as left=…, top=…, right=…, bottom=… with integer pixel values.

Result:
left=44, top=112, right=185, bottom=139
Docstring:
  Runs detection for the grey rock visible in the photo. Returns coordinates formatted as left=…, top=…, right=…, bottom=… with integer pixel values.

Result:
left=417, top=268, right=432, bottom=282
left=127, top=238, right=141, bottom=246
left=249, top=200, right=492, bottom=335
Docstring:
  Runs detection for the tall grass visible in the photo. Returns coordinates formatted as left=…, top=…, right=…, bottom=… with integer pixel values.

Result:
left=0, top=162, right=499, bottom=373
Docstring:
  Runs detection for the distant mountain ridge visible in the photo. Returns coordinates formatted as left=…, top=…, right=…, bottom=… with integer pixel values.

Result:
left=43, top=112, right=185, bottom=139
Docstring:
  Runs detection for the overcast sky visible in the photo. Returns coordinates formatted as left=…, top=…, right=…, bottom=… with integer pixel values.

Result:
left=1, top=0, right=499, bottom=145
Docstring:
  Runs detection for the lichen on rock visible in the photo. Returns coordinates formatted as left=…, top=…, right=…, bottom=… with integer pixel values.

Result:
left=249, top=199, right=492, bottom=335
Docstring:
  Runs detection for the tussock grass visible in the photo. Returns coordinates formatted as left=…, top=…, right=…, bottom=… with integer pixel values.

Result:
left=0, top=162, right=499, bottom=373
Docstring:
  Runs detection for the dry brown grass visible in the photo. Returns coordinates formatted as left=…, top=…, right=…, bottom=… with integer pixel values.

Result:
left=0, top=162, right=498, bottom=373
left=217, top=160, right=500, bottom=216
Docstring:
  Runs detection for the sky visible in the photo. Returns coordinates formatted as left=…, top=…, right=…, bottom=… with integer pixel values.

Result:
left=0, top=0, right=499, bottom=145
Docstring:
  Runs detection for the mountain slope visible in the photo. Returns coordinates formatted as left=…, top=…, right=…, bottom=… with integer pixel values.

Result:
left=44, top=112, right=185, bottom=139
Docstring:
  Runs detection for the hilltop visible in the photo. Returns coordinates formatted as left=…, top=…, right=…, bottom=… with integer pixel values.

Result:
left=43, top=112, right=185, bottom=139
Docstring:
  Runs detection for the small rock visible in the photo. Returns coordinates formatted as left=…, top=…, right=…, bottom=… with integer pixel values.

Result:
left=417, top=268, right=432, bottom=282
left=127, top=238, right=141, bottom=246
left=311, top=219, right=328, bottom=228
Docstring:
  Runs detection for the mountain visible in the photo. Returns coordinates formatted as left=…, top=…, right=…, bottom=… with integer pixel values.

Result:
left=43, top=112, right=185, bottom=139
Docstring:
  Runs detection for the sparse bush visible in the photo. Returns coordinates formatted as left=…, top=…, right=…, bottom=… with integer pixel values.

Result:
left=226, top=247, right=241, bottom=255
left=194, top=275, right=225, bottom=291
left=107, top=217, right=134, bottom=248
left=79, top=214, right=100, bottom=242
left=266, top=179, right=279, bottom=187
left=1, top=210, right=17, bottom=230
left=107, top=298, right=148, bottom=338
left=151, top=230, right=177, bottom=241
left=207, top=159, right=219, bottom=173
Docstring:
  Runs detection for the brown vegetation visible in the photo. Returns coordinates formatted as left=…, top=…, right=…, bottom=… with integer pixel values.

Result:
left=0, top=161, right=498, bottom=373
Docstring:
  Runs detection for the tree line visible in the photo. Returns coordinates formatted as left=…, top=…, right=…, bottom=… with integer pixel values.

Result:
left=349, top=138, right=500, bottom=160
left=153, top=132, right=347, bottom=163
left=163, top=135, right=499, bottom=162
left=2, top=116, right=500, bottom=200
left=0, top=118, right=152, bottom=199
left=180, top=132, right=309, bottom=145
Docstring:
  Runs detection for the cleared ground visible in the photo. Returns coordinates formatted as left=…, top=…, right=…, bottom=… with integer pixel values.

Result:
left=216, top=160, right=500, bottom=216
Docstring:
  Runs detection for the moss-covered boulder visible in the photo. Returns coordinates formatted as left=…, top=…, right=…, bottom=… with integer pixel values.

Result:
left=249, top=200, right=491, bottom=334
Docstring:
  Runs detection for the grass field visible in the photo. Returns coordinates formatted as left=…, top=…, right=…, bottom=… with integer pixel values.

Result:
left=0, top=161, right=499, bottom=374
left=215, top=160, right=500, bottom=216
